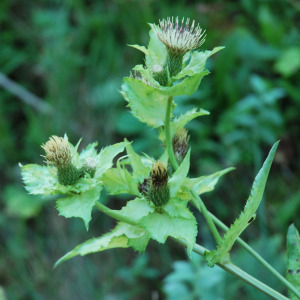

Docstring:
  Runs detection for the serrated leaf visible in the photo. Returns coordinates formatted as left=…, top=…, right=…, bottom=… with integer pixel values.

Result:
left=121, top=77, right=170, bottom=128
left=146, top=25, right=168, bottom=68
left=129, top=44, right=149, bottom=56
left=56, top=187, right=101, bottom=230
left=286, top=224, right=300, bottom=299
left=112, top=198, right=154, bottom=222
left=159, top=108, right=210, bottom=142
left=160, top=71, right=210, bottom=97
left=175, top=47, right=224, bottom=79
left=172, top=108, right=210, bottom=134
left=96, top=141, right=129, bottom=177
left=20, top=164, right=57, bottom=195
left=205, top=142, right=279, bottom=266
left=20, top=163, right=99, bottom=196
left=169, top=150, right=191, bottom=197
left=176, top=168, right=234, bottom=201
left=140, top=210, right=197, bottom=255
left=55, top=222, right=150, bottom=266
left=125, top=140, right=151, bottom=182
left=101, top=162, right=140, bottom=196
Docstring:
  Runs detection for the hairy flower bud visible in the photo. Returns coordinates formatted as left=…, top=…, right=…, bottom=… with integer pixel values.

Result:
left=153, top=17, right=206, bottom=77
left=81, top=157, right=97, bottom=178
left=148, top=161, right=170, bottom=207
left=172, top=128, right=190, bottom=163
left=42, top=136, right=71, bottom=167
left=151, top=64, right=169, bottom=86
left=42, top=136, right=81, bottom=186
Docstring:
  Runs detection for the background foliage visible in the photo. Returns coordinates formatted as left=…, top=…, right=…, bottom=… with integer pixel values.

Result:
left=0, top=0, right=299, bottom=299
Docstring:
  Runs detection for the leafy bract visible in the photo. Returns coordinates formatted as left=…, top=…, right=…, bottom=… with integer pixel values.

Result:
left=56, top=187, right=101, bottom=230
left=140, top=209, right=197, bottom=256
left=125, top=141, right=151, bottom=182
left=95, top=141, right=130, bottom=177
left=55, top=222, right=150, bottom=266
left=176, top=167, right=234, bottom=200
left=174, top=47, right=225, bottom=80
left=101, top=161, right=140, bottom=196
left=121, top=77, right=170, bottom=128
left=169, top=150, right=191, bottom=197
left=21, top=140, right=128, bottom=196
left=205, top=142, right=279, bottom=266
left=159, top=108, right=210, bottom=142
left=286, top=224, right=300, bottom=299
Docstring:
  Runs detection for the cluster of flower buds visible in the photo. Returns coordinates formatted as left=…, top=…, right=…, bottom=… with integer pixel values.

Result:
left=139, top=161, right=170, bottom=208
left=42, top=136, right=96, bottom=186
left=153, top=17, right=206, bottom=78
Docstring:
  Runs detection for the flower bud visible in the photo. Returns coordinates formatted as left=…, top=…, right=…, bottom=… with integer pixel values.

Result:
left=42, top=136, right=81, bottom=186
left=172, top=128, right=190, bottom=164
left=154, top=17, right=206, bottom=77
left=151, top=64, right=169, bottom=86
left=148, top=161, right=170, bottom=207
left=80, top=157, right=97, bottom=178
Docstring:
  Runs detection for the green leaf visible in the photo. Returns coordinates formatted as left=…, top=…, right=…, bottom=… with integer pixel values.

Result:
left=101, top=161, right=140, bottom=196
left=20, top=163, right=57, bottom=195
left=172, top=108, right=210, bottom=135
left=169, top=150, right=191, bottom=197
left=121, top=77, right=169, bottom=128
left=125, top=140, right=151, bottom=182
left=286, top=224, right=300, bottom=299
left=96, top=141, right=129, bottom=177
left=111, top=198, right=154, bottom=222
left=205, top=142, right=279, bottom=266
left=55, top=222, right=150, bottom=266
left=128, top=44, right=149, bottom=56
left=140, top=209, right=197, bottom=255
left=56, top=187, right=101, bottom=230
left=159, top=108, right=210, bottom=142
left=175, top=47, right=225, bottom=79
left=20, top=163, right=100, bottom=196
left=146, top=25, right=168, bottom=68
left=177, top=167, right=234, bottom=200
left=160, top=71, right=210, bottom=97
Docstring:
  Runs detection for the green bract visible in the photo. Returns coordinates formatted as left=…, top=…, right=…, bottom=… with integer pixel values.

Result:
left=21, top=137, right=129, bottom=229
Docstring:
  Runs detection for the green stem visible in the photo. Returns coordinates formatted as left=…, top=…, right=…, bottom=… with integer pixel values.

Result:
left=164, top=95, right=299, bottom=298
left=165, top=96, right=179, bottom=170
left=95, top=202, right=138, bottom=226
left=164, top=96, right=221, bottom=244
left=210, top=213, right=300, bottom=299
left=176, top=239, right=289, bottom=300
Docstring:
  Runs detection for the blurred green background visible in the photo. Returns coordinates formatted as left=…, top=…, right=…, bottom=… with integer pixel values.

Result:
left=1, top=0, right=300, bottom=299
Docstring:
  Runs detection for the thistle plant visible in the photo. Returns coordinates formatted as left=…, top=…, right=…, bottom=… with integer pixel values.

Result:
left=20, top=17, right=300, bottom=299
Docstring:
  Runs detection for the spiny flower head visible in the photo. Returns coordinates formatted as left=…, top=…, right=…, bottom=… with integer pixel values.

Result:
left=150, top=161, right=168, bottom=187
left=172, top=128, right=190, bottom=163
left=42, top=136, right=71, bottom=167
left=154, top=17, right=206, bottom=55
left=148, top=161, right=170, bottom=208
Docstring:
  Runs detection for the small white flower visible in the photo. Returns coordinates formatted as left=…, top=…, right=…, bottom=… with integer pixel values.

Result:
left=154, top=17, right=206, bottom=55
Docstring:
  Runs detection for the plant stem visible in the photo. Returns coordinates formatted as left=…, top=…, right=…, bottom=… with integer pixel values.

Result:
left=165, top=96, right=179, bottom=170
left=210, top=213, right=300, bottom=299
left=176, top=239, right=290, bottom=300
left=95, top=201, right=138, bottom=226
left=164, top=96, right=221, bottom=244
left=164, top=96, right=300, bottom=298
